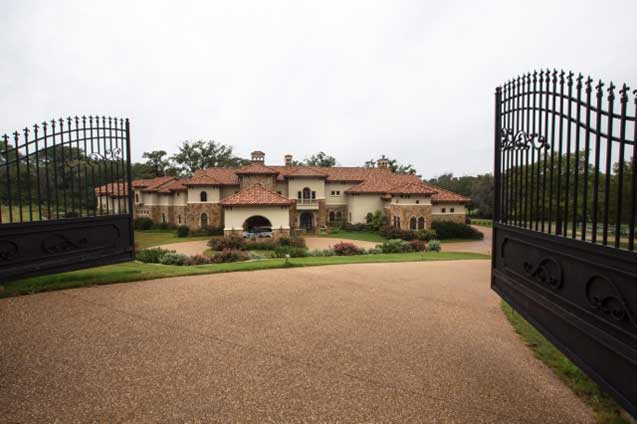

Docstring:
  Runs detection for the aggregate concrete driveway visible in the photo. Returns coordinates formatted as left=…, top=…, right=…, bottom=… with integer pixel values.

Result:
left=0, top=260, right=593, bottom=423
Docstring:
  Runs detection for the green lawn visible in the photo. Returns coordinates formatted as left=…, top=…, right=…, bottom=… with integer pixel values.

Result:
left=135, top=230, right=211, bottom=249
left=502, top=302, right=630, bottom=424
left=318, top=231, right=387, bottom=243
left=1, top=252, right=488, bottom=298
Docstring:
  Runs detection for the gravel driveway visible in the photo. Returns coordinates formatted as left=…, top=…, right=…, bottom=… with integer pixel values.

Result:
left=0, top=260, right=592, bottom=423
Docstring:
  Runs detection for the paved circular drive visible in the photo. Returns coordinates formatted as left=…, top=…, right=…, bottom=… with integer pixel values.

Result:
left=0, top=261, right=592, bottom=423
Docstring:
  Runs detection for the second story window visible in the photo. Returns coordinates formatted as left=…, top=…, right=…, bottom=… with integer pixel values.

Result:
left=200, top=191, right=207, bottom=202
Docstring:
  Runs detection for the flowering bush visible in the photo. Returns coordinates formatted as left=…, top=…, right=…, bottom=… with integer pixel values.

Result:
left=408, top=239, right=427, bottom=252
left=332, top=242, right=364, bottom=256
left=210, top=249, right=249, bottom=263
left=208, top=235, right=246, bottom=251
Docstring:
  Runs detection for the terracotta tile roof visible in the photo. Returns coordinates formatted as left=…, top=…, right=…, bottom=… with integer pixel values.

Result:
left=127, top=165, right=469, bottom=203
left=157, top=179, right=187, bottom=193
left=183, top=171, right=222, bottom=186
left=95, top=182, right=129, bottom=197
left=235, top=163, right=279, bottom=175
left=283, top=167, right=328, bottom=178
left=426, top=184, right=471, bottom=203
left=219, top=183, right=293, bottom=207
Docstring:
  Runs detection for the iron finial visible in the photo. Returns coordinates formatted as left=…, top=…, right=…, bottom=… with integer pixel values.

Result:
left=607, top=82, right=616, bottom=100
left=619, top=84, right=629, bottom=103
left=567, top=71, right=574, bottom=86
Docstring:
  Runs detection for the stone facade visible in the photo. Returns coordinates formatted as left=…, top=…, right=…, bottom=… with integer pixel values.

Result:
left=386, top=204, right=433, bottom=230
left=240, top=175, right=276, bottom=190
left=183, top=203, right=223, bottom=229
left=431, top=213, right=465, bottom=224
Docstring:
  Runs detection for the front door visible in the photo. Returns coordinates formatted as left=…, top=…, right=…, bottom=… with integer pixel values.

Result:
left=300, top=212, right=313, bottom=230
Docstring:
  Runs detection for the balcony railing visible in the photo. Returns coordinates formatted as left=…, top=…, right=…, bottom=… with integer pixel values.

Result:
left=297, top=198, right=318, bottom=205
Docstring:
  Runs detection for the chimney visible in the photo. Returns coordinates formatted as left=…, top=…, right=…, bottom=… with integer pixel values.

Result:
left=251, top=150, right=265, bottom=164
left=378, top=155, right=389, bottom=169
left=284, top=154, right=293, bottom=166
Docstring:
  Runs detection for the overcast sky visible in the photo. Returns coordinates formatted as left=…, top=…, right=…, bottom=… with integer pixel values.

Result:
left=2, top=0, right=636, bottom=179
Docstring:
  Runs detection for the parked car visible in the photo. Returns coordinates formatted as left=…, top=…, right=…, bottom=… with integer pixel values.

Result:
left=242, top=227, right=273, bottom=238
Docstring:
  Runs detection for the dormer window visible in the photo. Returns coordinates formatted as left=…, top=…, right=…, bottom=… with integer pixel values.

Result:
left=200, top=191, right=207, bottom=202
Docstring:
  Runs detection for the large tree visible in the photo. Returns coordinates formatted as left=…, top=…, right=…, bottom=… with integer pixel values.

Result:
left=365, top=156, right=419, bottom=176
left=142, top=150, right=170, bottom=177
left=301, top=151, right=337, bottom=167
left=170, top=140, right=248, bottom=175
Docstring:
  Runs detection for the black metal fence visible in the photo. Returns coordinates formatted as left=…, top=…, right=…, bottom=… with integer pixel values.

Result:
left=0, top=116, right=134, bottom=281
left=495, top=70, right=636, bottom=251
left=1, top=116, right=132, bottom=222
left=492, top=70, right=637, bottom=418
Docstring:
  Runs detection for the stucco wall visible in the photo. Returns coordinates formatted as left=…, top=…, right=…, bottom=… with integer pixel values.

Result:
left=431, top=203, right=466, bottom=215
left=325, top=183, right=352, bottom=205
left=390, top=195, right=432, bottom=206
left=188, top=187, right=220, bottom=203
left=173, top=191, right=187, bottom=205
left=348, top=194, right=384, bottom=223
left=223, top=206, right=290, bottom=231
left=287, top=178, right=325, bottom=199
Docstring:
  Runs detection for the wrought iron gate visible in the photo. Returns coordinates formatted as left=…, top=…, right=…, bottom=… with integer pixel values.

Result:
left=491, top=70, right=637, bottom=417
left=0, top=116, right=134, bottom=282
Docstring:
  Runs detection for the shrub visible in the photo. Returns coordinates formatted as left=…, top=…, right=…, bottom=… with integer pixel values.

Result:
left=191, top=226, right=224, bottom=236
left=155, top=222, right=170, bottom=230
left=136, top=247, right=173, bottom=263
left=176, top=225, right=190, bottom=238
left=273, top=246, right=308, bottom=258
left=379, top=225, right=418, bottom=241
left=278, top=236, right=306, bottom=248
left=431, top=221, right=484, bottom=240
left=342, top=222, right=374, bottom=232
left=415, top=229, right=437, bottom=241
left=365, top=247, right=383, bottom=255
left=378, top=239, right=407, bottom=253
left=427, top=239, right=442, bottom=252
left=408, top=239, right=427, bottom=252
left=134, top=217, right=154, bottom=230
left=185, top=254, right=212, bottom=265
left=159, top=252, right=189, bottom=266
left=210, top=248, right=249, bottom=263
left=365, top=210, right=388, bottom=231
left=308, top=248, right=335, bottom=257
left=332, top=242, right=364, bottom=256
left=208, top=235, right=246, bottom=251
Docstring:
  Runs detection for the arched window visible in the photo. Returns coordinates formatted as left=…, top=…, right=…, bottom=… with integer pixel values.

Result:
left=135, top=193, right=139, bottom=203
left=418, top=217, right=425, bottom=230
left=329, top=211, right=335, bottom=222
left=178, top=215, right=182, bottom=224
left=161, top=213, right=166, bottom=223
left=201, top=213, right=208, bottom=228
left=200, top=191, right=207, bottom=202
left=302, top=187, right=311, bottom=199
left=336, top=211, right=342, bottom=220
left=410, top=217, right=417, bottom=230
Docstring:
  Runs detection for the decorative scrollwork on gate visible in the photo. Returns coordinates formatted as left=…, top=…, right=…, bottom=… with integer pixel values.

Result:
left=0, top=241, right=19, bottom=261
left=500, top=128, right=549, bottom=151
left=586, top=276, right=637, bottom=329
left=523, top=257, right=563, bottom=290
left=41, top=234, right=89, bottom=254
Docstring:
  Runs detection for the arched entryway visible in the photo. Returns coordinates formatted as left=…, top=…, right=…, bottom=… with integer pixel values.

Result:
left=299, top=212, right=314, bottom=230
left=200, top=213, right=208, bottom=228
left=243, top=215, right=272, bottom=231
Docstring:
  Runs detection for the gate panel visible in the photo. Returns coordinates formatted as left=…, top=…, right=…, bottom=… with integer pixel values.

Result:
left=492, top=71, right=637, bottom=417
left=1, top=116, right=134, bottom=282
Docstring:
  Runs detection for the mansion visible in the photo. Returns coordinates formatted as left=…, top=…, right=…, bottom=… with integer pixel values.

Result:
left=98, top=151, right=469, bottom=237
